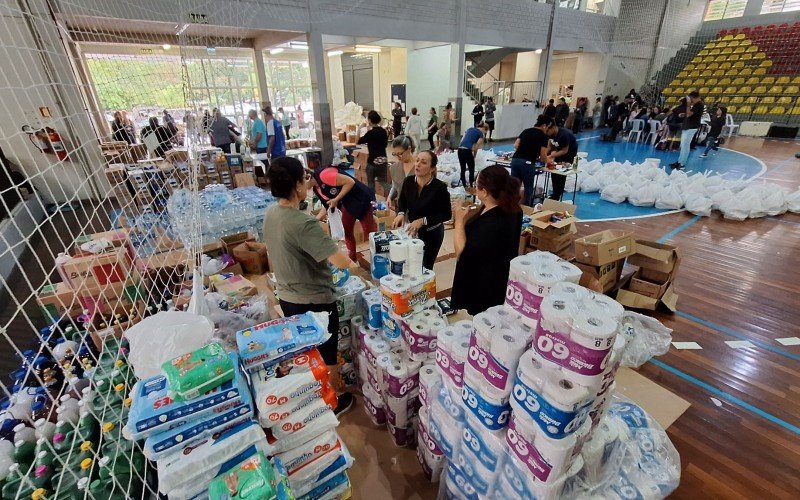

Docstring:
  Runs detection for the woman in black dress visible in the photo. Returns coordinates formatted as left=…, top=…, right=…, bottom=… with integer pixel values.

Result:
left=392, top=150, right=452, bottom=270
left=450, top=165, right=522, bottom=315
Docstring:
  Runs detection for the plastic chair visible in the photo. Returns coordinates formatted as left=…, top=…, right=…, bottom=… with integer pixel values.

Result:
left=626, top=119, right=645, bottom=143
left=739, top=86, right=752, bottom=94
left=644, top=121, right=661, bottom=146
left=776, top=76, right=791, bottom=85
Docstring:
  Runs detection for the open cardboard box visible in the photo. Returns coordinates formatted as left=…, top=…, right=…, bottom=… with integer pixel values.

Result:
left=616, top=281, right=678, bottom=312
left=627, top=239, right=681, bottom=275
left=576, top=259, right=624, bottom=293
left=628, top=268, right=671, bottom=299
left=221, top=231, right=257, bottom=254
left=62, top=247, right=135, bottom=290
left=574, top=229, right=635, bottom=266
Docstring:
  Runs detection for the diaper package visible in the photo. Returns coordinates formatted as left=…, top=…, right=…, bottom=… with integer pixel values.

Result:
left=263, top=401, right=339, bottom=454
left=162, top=342, right=235, bottom=401
left=208, top=451, right=280, bottom=500
left=127, top=353, right=248, bottom=439
left=237, top=312, right=330, bottom=371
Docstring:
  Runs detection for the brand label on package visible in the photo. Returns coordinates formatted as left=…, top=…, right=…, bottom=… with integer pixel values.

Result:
left=461, top=384, right=510, bottom=431
left=466, top=335, right=511, bottom=392
left=456, top=452, right=491, bottom=496
left=402, top=321, right=438, bottom=355
left=511, top=378, right=591, bottom=439
left=418, top=418, right=444, bottom=456
left=363, top=396, right=387, bottom=425
left=428, top=416, right=456, bottom=459
left=382, top=369, right=419, bottom=398
left=505, top=280, right=544, bottom=321
left=506, top=416, right=555, bottom=482
left=436, top=347, right=464, bottom=388
left=534, top=327, right=611, bottom=377
left=445, top=463, right=479, bottom=500
left=461, top=419, right=500, bottom=471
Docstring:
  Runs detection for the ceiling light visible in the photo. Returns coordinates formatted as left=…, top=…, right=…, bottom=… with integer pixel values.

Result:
left=328, top=50, right=343, bottom=57
left=176, top=24, right=189, bottom=36
left=535, top=48, right=542, bottom=54
left=270, top=48, right=284, bottom=55
left=355, top=46, right=381, bottom=53
left=290, top=42, right=308, bottom=50
left=162, top=44, right=171, bottom=50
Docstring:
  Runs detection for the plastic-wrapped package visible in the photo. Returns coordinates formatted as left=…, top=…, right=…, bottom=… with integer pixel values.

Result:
left=162, top=342, right=234, bottom=401
left=761, top=186, right=788, bottom=216
left=628, top=184, right=658, bottom=207
left=618, top=311, right=673, bottom=368
left=600, top=183, right=630, bottom=204
left=236, top=312, right=330, bottom=371
left=720, top=189, right=763, bottom=220
left=710, top=188, right=734, bottom=210
left=563, top=395, right=681, bottom=499
left=787, top=189, right=800, bottom=213
left=654, top=185, right=684, bottom=210
left=207, top=293, right=269, bottom=351
left=684, top=194, right=713, bottom=217
left=580, top=175, right=601, bottom=193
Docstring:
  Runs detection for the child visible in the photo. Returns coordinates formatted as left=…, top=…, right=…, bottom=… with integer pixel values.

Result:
left=700, top=106, right=726, bottom=158
left=435, top=121, right=451, bottom=153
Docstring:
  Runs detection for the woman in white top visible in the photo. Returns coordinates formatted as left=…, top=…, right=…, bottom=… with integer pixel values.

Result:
left=388, top=135, right=416, bottom=211
left=404, top=107, right=425, bottom=152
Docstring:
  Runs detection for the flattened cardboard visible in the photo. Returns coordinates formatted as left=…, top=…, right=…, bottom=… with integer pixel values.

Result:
left=614, top=368, right=690, bottom=429
left=627, top=240, right=681, bottom=275
left=211, top=275, right=258, bottom=301
left=574, top=229, right=635, bottom=266
left=234, top=173, right=256, bottom=187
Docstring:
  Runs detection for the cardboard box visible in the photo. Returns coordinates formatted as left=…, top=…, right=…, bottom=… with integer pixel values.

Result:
left=202, top=241, right=225, bottom=258
left=353, top=148, right=368, bottom=170
left=211, top=275, right=258, bottom=301
left=576, top=260, right=624, bottom=293
left=134, top=249, right=191, bottom=273
left=627, top=240, right=681, bottom=276
left=73, top=229, right=130, bottom=252
left=234, top=173, right=256, bottom=187
left=221, top=232, right=257, bottom=254
left=529, top=231, right=575, bottom=253
left=616, top=283, right=678, bottom=312
left=37, top=282, right=81, bottom=323
left=62, top=247, right=133, bottom=290
left=574, top=230, right=635, bottom=266
left=232, top=242, right=269, bottom=274
left=628, top=268, right=670, bottom=299
left=88, top=298, right=146, bottom=350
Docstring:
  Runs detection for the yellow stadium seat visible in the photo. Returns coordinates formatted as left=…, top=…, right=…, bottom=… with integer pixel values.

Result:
left=772, top=106, right=787, bottom=115
left=675, top=87, right=685, bottom=94
left=745, top=96, right=759, bottom=104
left=734, top=33, right=745, bottom=40
left=732, top=61, right=745, bottom=69
left=700, top=70, right=713, bottom=77
left=761, top=76, right=775, bottom=85
left=727, top=105, right=738, bottom=113
left=777, top=96, right=793, bottom=105
left=746, top=76, right=761, bottom=85
left=791, top=107, right=800, bottom=115
left=731, top=96, right=744, bottom=104
left=761, top=97, right=776, bottom=104
left=721, top=34, right=734, bottom=41
left=792, top=76, right=800, bottom=84
left=721, top=48, right=733, bottom=55
left=706, top=78, right=719, bottom=86
left=663, top=87, right=673, bottom=95
left=769, top=85, right=783, bottom=94
left=746, top=45, right=758, bottom=53
left=739, top=39, right=752, bottom=46
left=699, top=87, right=710, bottom=95
left=785, top=85, right=799, bottom=93
left=729, top=54, right=741, bottom=61
left=724, top=86, right=738, bottom=94
left=754, top=67, right=767, bottom=75
left=738, top=105, right=752, bottom=113
left=698, top=50, right=709, bottom=56
left=754, top=85, right=767, bottom=94
left=754, top=52, right=765, bottom=59
left=759, top=60, right=773, bottom=68
left=776, top=76, right=790, bottom=85
left=711, top=86, right=724, bottom=94
left=739, top=52, right=753, bottom=61
left=753, top=106, right=768, bottom=114
left=733, top=47, right=744, bottom=54
left=739, top=86, right=752, bottom=94
left=719, top=77, right=732, bottom=86
left=740, top=67, right=753, bottom=76
left=719, top=62, right=732, bottom=70
left=732, top=77, right=745, bottom=85
left=710, top=49, right=721, bottom=56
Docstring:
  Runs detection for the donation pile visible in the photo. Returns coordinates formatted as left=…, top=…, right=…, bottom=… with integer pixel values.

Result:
left=420, top=250, right=680, bottom=499
left=237, top=312, right=354, bottom=499
left=576, top=157, right=800, bottom=220
left=334, top=275, right=368, bottom=387
left=435, top=149, right=498, bottom=187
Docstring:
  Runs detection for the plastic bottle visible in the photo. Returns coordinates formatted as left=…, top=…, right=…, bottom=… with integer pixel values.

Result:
left=12, top=438, right=35, bottom=469
left=54, top=397, right=79, bottom=426
left=32, top=461, right=53, bottom=491
left=2, top=463, right=24, bottom=500
left=30, top=402, right=52, bottom=427
left=31, top=488, right=48, bottom=500
left=75, top=413, right=98, bottom=445
left=0, top=440, right=14, bottom=482
left=33, top=420, right=55, bottom=442
left=78, top=458, right=93, bottom=481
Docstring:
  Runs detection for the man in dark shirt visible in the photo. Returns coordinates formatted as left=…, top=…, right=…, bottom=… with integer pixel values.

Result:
left=543, top=99, right=557, bottom=119
left=670, top=90, right=704, bottom=170
left=554, top=97, right=570, bottom=127
left=546, top=126, right=578, bottom=201
left=605, top=98, right=630, bottom=141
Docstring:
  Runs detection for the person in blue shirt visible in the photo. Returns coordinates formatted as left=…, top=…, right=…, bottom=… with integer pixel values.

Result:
left=248, top=110, right=268, bottom=154
left=457, top=122, right=488, bottom=188
left=263, top=107, right=286, bottom=158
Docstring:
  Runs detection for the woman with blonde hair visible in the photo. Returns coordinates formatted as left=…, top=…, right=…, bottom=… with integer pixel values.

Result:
left=388, top=135, right=415, bottom=210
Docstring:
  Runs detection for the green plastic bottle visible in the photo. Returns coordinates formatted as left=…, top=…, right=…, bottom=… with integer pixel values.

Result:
left=100, top=423, right=132, bottom=457
left=32, top=463, right=53, bottom=492
left=1, top=464, right=23, bottom=500
left=31, top=487, right=49, bottom=500
left=78, top=458, right=93, bottom=481
left=33, top=440, right=53, bottom=467
left=12, top=439, right=36, bottom=469
left=75, top=412, right=98, bottom=444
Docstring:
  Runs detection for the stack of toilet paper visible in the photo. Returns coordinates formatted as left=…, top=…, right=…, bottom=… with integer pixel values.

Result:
left=435, top=320, right=474, bottom=394
left=388, top=238, right=426, bottom=278
left=335, top=276, right=367, bottom=388
left=335, top=275, right=367, bottom=323
left=504, top=251, right=583, bottom=329
left=369, top=230, right=404, bottom=279
left=384, top=308, right=448, bottom=361
left=237, top=314, right=354, bottom=498
left=380, top=270, right=437, bottom=322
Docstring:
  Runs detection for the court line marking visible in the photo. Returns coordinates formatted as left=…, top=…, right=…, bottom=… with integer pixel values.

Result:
left=657, top=215, right=701, bottom=243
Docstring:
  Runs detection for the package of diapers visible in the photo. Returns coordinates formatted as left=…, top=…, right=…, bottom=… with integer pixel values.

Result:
left=162, top=342, right=234, bottom=400
left=259, top=385, right=337, bottom=429
left=292, top=444, right=354, bottom=498
left=208, top=451, right=279, bottom=500
left=250, top=348, right=331, bottom=417
left=127, top=353, right=248, bottom=439
left=237, top=312, right=330, bottom=371
left=263, top=400, right=339, bottom=454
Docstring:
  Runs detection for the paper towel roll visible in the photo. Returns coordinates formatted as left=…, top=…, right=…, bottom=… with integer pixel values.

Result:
left=437, top=326, right=459, bottom=352
left=389, top=240, right=408, bottom=276
left=570, top=312, right=618, bottom=351
left=451, top=339, right=471, bottom=364
left=408, top=238, right=425, bottom=256
left=516, top=349, right=553, bottom=392
left=533, top=431, right=578, bottom=481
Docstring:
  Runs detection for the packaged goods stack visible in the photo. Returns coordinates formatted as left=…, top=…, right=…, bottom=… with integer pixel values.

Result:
left=237, top=312, right=354, bottom=499
left=368, top=230, right=403, bottom=279
left=124, top=342, right=262, bottom=498
left=334, top=275, right=367, bottom=388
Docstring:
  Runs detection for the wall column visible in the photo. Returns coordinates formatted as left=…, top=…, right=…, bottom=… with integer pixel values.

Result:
left=537, top=3, right=556, bottom=103
left=306, top=30, right=333, bottom=165
left=253, top=48, right=271, bottom=106
left=449, top=0, right=467, bottom=137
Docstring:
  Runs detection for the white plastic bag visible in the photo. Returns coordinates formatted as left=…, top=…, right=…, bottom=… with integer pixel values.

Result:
left=619, top=311, right=673, bottom=368
left=787, top=189, right=800, bottom=213
left=684, top=194, right=713, bottom=217
left=719, top=189, right=764, bottom=220
left=628, top=184, right=658, bottom=207
left=581, top=175, right=601, bottom=193
left=655, top=185, right=684, bottom=210
left=328, top=207, right=345, bottom=240
left=124, top=311, right=214, bottom=379
left=710, top=188, right=733, bottom=210
left=761, top=187, right=787, bottom=216
left=600, top=183, right=630, bottom=204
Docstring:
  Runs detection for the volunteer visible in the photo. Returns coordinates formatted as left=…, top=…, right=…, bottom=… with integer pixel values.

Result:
left=511, top=114, right=553, bottom=206
left=457, top=122, right=489, bottom=189
left=546, top=124, right=578, bottom=201
left=387, top=135, right=416, bottom=211
left=392, top=151, right=452, bottom=270
left=264, top=107, right=286, bottom=159
left=311, top=164, right=377, bottom=262
left=248, top=109, right=267, bottom=154
left=262, top=157, right=355, bottom=415
left=451, top=165, right=522, bottom=315
left=357, top=110, right=389, bottom=194
left=404, top=107, right=425, bottom=151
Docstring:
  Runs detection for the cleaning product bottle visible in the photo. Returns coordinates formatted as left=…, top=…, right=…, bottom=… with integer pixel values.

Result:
left=33, top=419, right=56, bottom=442
left=1, top=463, right=23, bottom=500
left=31, top=487, right=48, bottom=500
left=75, top=413, right=98, bottom=446
left=78, top=458, right=93, bottom=481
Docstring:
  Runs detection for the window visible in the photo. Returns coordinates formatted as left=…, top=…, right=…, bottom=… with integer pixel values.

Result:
left=263, top=58, right=313, bottom=118
left=761, top=0, right=800, bottom=14
left=704, top=0, right=747, bottom=21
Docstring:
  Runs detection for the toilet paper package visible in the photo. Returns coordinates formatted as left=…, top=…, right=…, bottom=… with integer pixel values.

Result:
left=511, top=349, right=594, bottom=439
left=335, top=275, right=367, bottom=322
left=436, top=325, right=472, bottom=390
left=377, top=351, right=422, bottom=398
left=400, top=311, right=446, bottom=359
left=428, top=383, right=466, bottom=460
left=466, top=312, right=530, bottom=401
left=534, top=285, right=622, bottom=387
left=369, top=230, right=403, bottom=256
left=440, top=462, right=480, bottom=500
left=416, top=439, right=445, bottom=482
left=157, top=420, right=268, bottom=495
left=127, top=353, right=249, bottom=439
left=362, top=382, right=387, bottom=425
left=383, top=388, right=421, bottom=428
left=250, top=348, right=331, bottom=418
left=418, top=364, right=441, bottom=409
left=237, top=312, right=330, bottom=371
left=460, top=379, right=512, bottom=431
left=362, top=288, right=383, bottom=330
left=496, top=442, right=585, bottom=500
left=506, top=411, right=583, bottom=483
left=380, top=270, right=437, bottom=320
left=504, top=252, right=582, bottom=328
left=143, top=388, right=254, bottom=460
left=417, top=406, right=444, bottom=458
left=386, top=419, right=417, bottom=447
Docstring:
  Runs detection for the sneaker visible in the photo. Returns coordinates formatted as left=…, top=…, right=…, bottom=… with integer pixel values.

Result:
left=699, top=153, right=708, bottom=158
left=672, top=163, right=684, bottom=170
left=334, top=393, right=355, bottom=417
